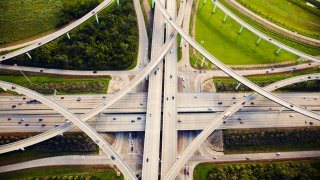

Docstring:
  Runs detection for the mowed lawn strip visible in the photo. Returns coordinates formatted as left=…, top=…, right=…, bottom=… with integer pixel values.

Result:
left=0, top=166, right=123, bottom=180
left=0, top=74, right=110, bottom=94
left=194, top=1, right=298, bottom=65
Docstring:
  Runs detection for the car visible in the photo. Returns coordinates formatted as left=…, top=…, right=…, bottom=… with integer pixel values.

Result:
left=102, top=96, right=106, bottom=99
left=111, top=155, right=115, bottom=160
left=40, top=69, right=43, bottom=73
left=25, top=124, right=29, bottom=126
left=154, top=71, right=157, bottom=75
left=77, top=97, right=81, bottom=101
left=232, top=97, right=236, bottom=99
left=18, top=102, right=22, bottom=105
left=242, top=102, right=246, bottom=105
left=42, top=124, right=46, bottom=127
left=246, top=156, right=250, bottom=160
left=251, top=102, right=254, bottom=105
left=177, top=119, right=182, bottom=123
left=170, top=75, right=172, bottom=78
left=218, top=102, right=223, bottom=105
left=18, top=121, right=22, bottom=124
left=22, top=97, right=26, bottom=100
left=131, top=120, right=135, bottom=123
left=137, top=117, right=142, bottom=120
left=131, top=147, right=134, bottom=152
left=11, top=86, right=16, bottom=90
left=93, top=70, right=97, bottom=73
left=21, top=118, right=24, bottom=121
left=167, top=97, right=169, bottom=101
left=60, top=97, right=64, bottom=99
left=289, top=115, right=293, bottom=117
left=223, top=121, right=226, bottom=124
left=309, top=122, right=314, bottom=125
left=308, top=76, right=311, bottom=79
left=131, top=140, right=134, bottom=145
left=38, top=42, right=42, bottom=45
left=146, top=158, right=149, bottom=162
left=113, top=118, right=117, bottom=120
left=290, top=105, right=294, bottom=108
left=7, top=118, right=11, bottom=121
left=208, top=107, right=213, bottom=111
left=276, top=152, right=280, bottom=156
left=39, top=118, right=43, bottom=122
left=172, top=96, right=174, bottom=100
left=140, top=102, right=143, bottom=106
left=12, top=105, right=16, bottom=108
left=182, top=78, right=185, bottom=81
left=213, top=156, right=217, bottom=159
left=55, top=124, right=59, bottom=127
left=314, top=97, right=318, bottom=100
left=240, top=121, right=244, bottom=124
left=237, top=118, right=242, bottom=121
left=194, top=96, right=197, bottom=98
left=65, top=119, right=70, bottom=123
left=170, top=49, right=173, bottom=53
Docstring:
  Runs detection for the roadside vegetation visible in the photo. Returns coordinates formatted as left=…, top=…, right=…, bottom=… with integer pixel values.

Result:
left=3, top=0, right=138, bottom=70
left=194, top=160, right=320, bottom=180
left=223, top=127, right=320, bottom=154
left=0, top=166, right=123, bottom=180
left=218, top=0, right=320, bottom=55
left=212, top=67, right=320, bottom=92
left=0, top=74, right=110, bottom=94
left=0, top=133, right=98, bottom=166
left=194, top=0, right=297, bottom=65
left=0, top=0, right=101, bottom=45
left=235, top=0, right=320, bottom=39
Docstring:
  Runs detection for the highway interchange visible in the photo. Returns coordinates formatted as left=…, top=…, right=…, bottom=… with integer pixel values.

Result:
left=0, top=0, right=320, bottom=179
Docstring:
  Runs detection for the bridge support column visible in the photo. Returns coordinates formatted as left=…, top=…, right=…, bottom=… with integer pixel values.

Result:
left=66, top=32, right=71, bottom=40
left=256, top=37, right=261, bottom=45
left=201, top=57, right=205, bottom=67
left=238, top=25, right=244, bottom=34
left=117, top=0, right=119, bottom=5
left=223, top=14, right=228, bottom=22
left=95, top=14, right=99, bottom=24
left=297, top=57, right=302, bottom=62
left=152, top=0, right=155, bottom=8
left=25, top=52, right=32, bottom=60
left=276, top=48, right=281, bottom=54
left=235, top=83, right=241, bottom=90
left=212, top=4, right=217, bottom=13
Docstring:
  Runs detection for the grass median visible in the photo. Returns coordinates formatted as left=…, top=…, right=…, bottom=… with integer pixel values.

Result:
left=194, top=0, right=298, bottom=65
left=0, top=74, right=110, bottom=95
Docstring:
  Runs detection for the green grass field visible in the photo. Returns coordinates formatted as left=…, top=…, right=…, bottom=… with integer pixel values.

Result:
left=219, top=0, right=320, bottom=55
left=0, top=166, right=123, bottom=180
left=0, top=74, right=110, bottom=94
left=236, top=0, right=320, bottom=39
left=0, top=0, right=66, bottom=45
left=194, top=1, right=299, bottom=65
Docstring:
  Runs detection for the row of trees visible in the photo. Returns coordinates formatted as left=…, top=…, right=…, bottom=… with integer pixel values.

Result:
left=223, top=127, right=320, bottom=148
left=4, top=0, right=138, bottom=70
left=205, top=160, right=320, bottom=180
left=215, top=80, right=320, bottom=92
left=27, top=80, right=108, bottom=94
left=0, top=133, right=97, bottom=152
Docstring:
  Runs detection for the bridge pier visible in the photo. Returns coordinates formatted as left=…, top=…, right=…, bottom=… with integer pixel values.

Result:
left=238, top=25, right=244, bottom=34
left=152, top=0, right=155, bottom=8
left=25, top=52, right=32, bottom=60
left=212, top=4, right=217, bottom=13
left=256, top=37, right=261, bottom=45
left=223, top=14, right=228, bottom=22
left=66, top=32, right=71, bottom=40
left=201, top=57, right=205, bottom=67
left=95, top=14, right=99, bottom=24
left=276, top=48, right=281, bottom=55
left=235, top=83, right=241, bottom=90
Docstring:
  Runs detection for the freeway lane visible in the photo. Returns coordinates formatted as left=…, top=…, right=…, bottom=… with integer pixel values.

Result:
left=0, top=81, right=137, bottom=180
left=1, top=0, right=114, bottom=62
